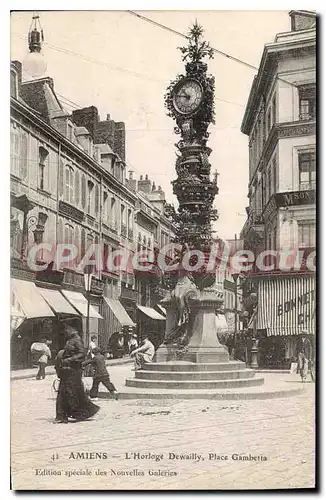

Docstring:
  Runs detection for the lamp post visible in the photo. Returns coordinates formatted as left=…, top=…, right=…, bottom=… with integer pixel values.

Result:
left=231, top=273, right=239, bottom=359
left=84, top=272, right=93, bottom=348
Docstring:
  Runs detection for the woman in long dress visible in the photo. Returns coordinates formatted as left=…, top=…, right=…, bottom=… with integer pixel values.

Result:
left=55, top=325, right=100, bottom=424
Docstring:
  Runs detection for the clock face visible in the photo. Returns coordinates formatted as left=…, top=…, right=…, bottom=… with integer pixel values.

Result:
left=173, top=79, right=203, bottom=115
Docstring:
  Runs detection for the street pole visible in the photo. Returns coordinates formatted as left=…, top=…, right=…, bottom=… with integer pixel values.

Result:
left=84, top=272, right=93, bottom=349
left=234, top=290, right=237, bottom=360
left=86, top=290, right=90, bottom=349
left=232, top=272, right=239, bottom=360
left=250, top=311, right=259, bottom=369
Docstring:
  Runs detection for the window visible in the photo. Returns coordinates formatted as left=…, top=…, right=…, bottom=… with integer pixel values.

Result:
left=272, top=94, right=277, bottom=125
left=65, top=166, right=74, bottom=203
left=11, top=125, right=20, bottom=178
left=87, top=180, right=94, bottom=214
left=110, top=198, right=116, bottom=229
left=103, top=192, right=108, bottom=222
left=298, top=222, right=316, bottom=248
left=266, top=108, right=272, bottom=136
left=137, top=234, right=142, bottom=252
left=299, top=85, right=316, bottom=120
left=74, top=171, right=80, bottom=206
left=272, top=156, right=277, bottom=194
left=39, top=147, right=49, bottom=191
left=81, top=174, right=86, bottom=209
left=11, top=70, right=18, bottom=98
left=299, top=152, right=316, bottom=190
left=266, top=168, right=272, bottom=202
left=67, top=123, right=74, bottom=141
left=64, top=224, right=74, bottom=245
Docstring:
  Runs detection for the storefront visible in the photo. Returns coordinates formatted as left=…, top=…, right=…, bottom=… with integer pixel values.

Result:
left=256, top=273, right=315, bottom=368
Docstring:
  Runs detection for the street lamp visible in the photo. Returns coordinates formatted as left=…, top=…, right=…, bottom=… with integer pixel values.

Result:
left=231, top=273, right=246, bottom=360
left=84, top=272, right=93, bottom=348
left=231, top=273, right=240, bottom=359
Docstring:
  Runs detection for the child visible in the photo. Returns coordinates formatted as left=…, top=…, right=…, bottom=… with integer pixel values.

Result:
left=83, top=347, right=118, bottom=400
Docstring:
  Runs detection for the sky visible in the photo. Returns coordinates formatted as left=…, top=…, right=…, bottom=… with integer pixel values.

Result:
left=10, top=10, right=291, bottom=241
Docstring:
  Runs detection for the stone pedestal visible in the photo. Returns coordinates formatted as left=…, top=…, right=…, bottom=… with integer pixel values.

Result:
left=126, top=287, right=264, bottom=397
left=155, top=287, right=228, bottom=363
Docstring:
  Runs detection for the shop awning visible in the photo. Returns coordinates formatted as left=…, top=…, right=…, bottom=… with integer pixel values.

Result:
left=10, top=305, right=25, bottom=331
left=156, top=304, right=166, bottom=316
left=103, top=297, right=135, bottom=327
left=257, top=275, right=315, bottom=336
left=11, top=279, right=55, bottom=319
left=37, top=288, right=78, bottom=315
left=137, top=304, right=166, bottom=321
left=61, top=290, right=103, bottom=319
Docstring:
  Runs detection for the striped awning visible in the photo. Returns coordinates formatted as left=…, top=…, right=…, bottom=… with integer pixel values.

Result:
left=257, top=275, right=315, bottom=336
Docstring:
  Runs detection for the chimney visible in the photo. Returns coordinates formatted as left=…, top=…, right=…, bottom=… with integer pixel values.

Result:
left=126, top=170, right=137, bottom=191
left=138, top=174, right=152, bottom=194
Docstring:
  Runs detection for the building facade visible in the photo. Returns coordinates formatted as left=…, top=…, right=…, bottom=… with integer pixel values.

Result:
left=10, top=61, right=172, bottom=367
left=240, top=10, right=316, bottom=367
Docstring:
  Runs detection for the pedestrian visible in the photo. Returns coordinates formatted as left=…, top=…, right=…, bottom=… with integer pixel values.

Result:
left=30, top=338, right=52, bottom=380
left=83, top=347, right=118, bottom=400
left=130, top=334, right=155, bottom=371
left=54, top=324, right=100, bottom=424
left=84, top=334, right=97, bottom=377
left=128, top=332, right=138, bottom=355
left=88, top=335, right=97, bottom=358
left=297, top=335, right=314, bottom=383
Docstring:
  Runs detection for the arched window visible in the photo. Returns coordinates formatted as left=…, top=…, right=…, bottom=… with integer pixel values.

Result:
left=65, top=166, right=74, bottom=204
left=75, top=170, right=80, bottom=206
left=64, top=223, right=74, bottom=245
left=39, top=146, right=49, bottom=191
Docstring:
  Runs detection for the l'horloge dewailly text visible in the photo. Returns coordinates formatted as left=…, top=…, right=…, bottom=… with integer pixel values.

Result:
left=34, top=451, right=268, bottom=478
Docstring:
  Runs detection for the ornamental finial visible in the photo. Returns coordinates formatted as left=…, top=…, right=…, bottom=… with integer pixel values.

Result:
left=178, top=21, right=214, bottom=63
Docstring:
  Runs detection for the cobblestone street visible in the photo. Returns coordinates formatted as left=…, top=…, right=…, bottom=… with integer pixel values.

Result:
left=11, top=364, right=315, bottom=490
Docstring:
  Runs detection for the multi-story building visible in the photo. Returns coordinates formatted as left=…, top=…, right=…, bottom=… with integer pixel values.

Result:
left=240, top=10, right=316, bottom=367
left=10, top=61, right=172, bottom=367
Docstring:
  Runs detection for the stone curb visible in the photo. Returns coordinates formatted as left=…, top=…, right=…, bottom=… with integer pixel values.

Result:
left=10, top=358, right=133, bottom=381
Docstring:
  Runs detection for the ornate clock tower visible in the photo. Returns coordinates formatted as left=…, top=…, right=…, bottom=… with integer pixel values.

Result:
left=164, top=22, right=219, bottom=254
left=124, top=23, right=263, bottom=393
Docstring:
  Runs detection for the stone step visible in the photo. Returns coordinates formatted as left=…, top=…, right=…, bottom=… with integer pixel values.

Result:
left=108, top=385, right=304, bottom=400
left=143, top=361, right=246, bottom=372
left=135, top=369, right=256, bottom=381
left=125, top=376, right=264, bottom=390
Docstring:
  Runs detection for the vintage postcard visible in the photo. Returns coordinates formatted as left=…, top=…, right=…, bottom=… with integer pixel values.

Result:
left=10, top=9, right=316, bottom=490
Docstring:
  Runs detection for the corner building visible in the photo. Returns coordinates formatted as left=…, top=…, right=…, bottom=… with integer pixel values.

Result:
left=240, top=11, right=316, bottom=367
